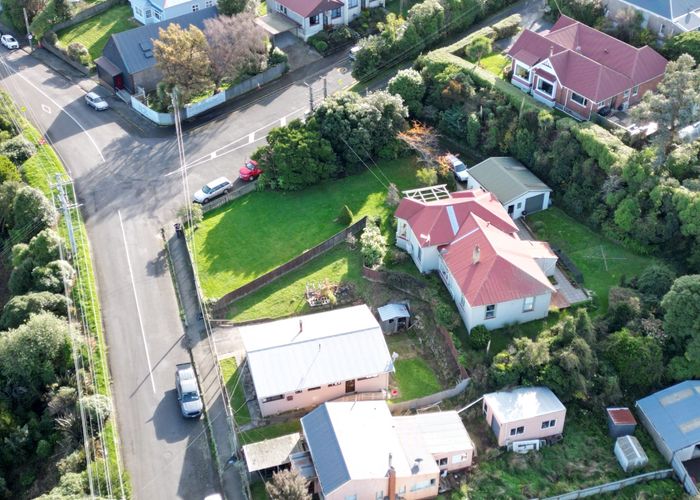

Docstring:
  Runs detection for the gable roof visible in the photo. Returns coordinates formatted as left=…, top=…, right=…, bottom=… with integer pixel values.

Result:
left=619, top=0, right=700, bottom=23
left=468, top=157, right=551, bottom=205
left=441, top=214, right=555, bottom=306
left=507, top=15, right=667, bottom=101
left=636, top=380, right=700, bottom=454
left=484, top=387, right=566, bottom=423
left=393, top=411, right=474, bottom=456
left=148, top=0, right=199, bottom=10
left=276, top=0, right=344, bottom=18
left=395, top=189, right=518, bottom=248
left=107, top=7, right=217, bottom=74
left=240, top=305, right=393, bottom=398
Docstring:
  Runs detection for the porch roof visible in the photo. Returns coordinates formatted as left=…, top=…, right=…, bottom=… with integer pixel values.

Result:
left=255, top=12, right=299, bottom=35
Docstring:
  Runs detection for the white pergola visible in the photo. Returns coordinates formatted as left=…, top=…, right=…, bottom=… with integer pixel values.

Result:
left=402, top=184, right=452, bottom=203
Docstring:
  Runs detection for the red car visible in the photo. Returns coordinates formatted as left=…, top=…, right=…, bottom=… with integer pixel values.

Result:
left=239, top=160, right=262, bottom=181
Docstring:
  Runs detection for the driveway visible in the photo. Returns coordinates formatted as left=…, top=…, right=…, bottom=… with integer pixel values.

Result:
left=275, top=32, right=323, bottom=72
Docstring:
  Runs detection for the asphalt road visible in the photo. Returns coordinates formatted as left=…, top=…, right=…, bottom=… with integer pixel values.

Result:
left=0, top=46, right=353, bottom=499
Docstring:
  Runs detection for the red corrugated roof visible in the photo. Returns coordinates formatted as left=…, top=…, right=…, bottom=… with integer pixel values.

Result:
left=276, top=0, right=344, bottom=18
left=507, top=15, right=667, bottom=102
left=607, top=407, right=637, bottom=426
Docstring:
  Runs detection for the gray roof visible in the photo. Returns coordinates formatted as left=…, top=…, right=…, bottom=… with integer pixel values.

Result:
left=484, top=387, right=566, bottom=423
left=377, top=303, right=410, bottom=321
left=468, top=157, right=551, bottom=205
left=636, top=380, right=700, bottom=454
left=242, top=433, right=302, bottom=473
left=620, top=0, right=700, bottom=22
left=108, top=7, right=217, bottom=74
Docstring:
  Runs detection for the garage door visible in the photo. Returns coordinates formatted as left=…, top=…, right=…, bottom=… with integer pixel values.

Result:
left=525, top=193, right=545, bottom=214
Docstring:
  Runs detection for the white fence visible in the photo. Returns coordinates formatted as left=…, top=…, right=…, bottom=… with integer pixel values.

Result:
left=201, top=182, right=257, bottom=213
left=540, top=469, right=675, bottom=500
left=130, top=96, right=174, bottom=126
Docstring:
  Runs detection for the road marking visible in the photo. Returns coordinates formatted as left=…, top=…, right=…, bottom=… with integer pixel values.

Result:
left=0, top=56, right=105, bottom=162
left=280, top=116, right=286, bottom=126
left=248, top=132, right=254, bottom=144
left=118, top=210, right=156, bottom=394
left=41, top=104, right=51, bottom=114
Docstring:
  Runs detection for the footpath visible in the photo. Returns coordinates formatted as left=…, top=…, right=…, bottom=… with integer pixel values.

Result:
left=167, top=226, right=248, bottom=500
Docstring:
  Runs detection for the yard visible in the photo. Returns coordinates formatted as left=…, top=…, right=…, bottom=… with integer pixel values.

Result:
left=220, top=357, right=251, bottom=427
left=528, top=208, right=658, bottom=313
left=479, top=52, right=509, bottom=77
left=193, top=157, right=420, bottom=299
left=57, top=4, right=138, bottom=61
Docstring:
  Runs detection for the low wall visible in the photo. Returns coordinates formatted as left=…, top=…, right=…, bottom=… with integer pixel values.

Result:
left=389, top=378, right=470, bottom=413
left=50, top=0, right=124, bottom=33
left=132, top=63, right=287, bottom=125
left=438, top=326, right=469, bottom=380
left=201, top=182, right=257, bottom=213
left=40, top=42, right=90, bottom=75
left=543, top=469, right=675, bottom=500
left=212, top=217, right=368, bottom=315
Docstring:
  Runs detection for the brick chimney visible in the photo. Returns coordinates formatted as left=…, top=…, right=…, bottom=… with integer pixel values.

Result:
left=387, top=454, right=396, bottom=500
left=472, top=244, right=480, bottom=264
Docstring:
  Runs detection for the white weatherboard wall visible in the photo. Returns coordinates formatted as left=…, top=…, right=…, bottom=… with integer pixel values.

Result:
left=395, top=221, right=440, bottom=273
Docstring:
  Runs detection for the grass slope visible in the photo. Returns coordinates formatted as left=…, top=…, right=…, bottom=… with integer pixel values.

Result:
left=220, top=357, right=251, bottom=426
left=392, top=357, right=442, bottom=402
left=57, top=5, right=137, bottom=60
left=529, top=208, right=657, bottom=313
left=239, top=420, right=302, bottom=446
left=194, top=157, right=419, bottom=299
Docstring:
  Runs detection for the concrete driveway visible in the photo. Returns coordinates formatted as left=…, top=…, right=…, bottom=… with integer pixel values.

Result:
left=275, top=32, right=322, bottom=71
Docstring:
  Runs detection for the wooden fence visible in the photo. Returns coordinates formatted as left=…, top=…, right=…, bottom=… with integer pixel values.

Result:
left=212, top=217, right=368, bottom=315
left=540, top=469, right=675, bottom=500
left=389, top=378, right=470, bottom=413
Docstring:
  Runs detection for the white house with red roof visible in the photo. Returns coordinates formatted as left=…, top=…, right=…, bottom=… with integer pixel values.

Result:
left=395, top=189, right=557, bottom=331
left=507, top=15, right=667, bottom=120
left=265, top=0, right=383, bottom=41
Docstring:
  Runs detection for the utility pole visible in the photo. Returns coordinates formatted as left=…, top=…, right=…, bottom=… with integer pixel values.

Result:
left=323, top=77, right=328, bottom=99
left=307, top=82, right=314, bottom=112
left=55, top=174, right=77, bottom=256
left=22, top=8, right=32, bottom=51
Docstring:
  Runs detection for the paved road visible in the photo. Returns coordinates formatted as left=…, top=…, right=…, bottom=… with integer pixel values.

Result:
left=0, top=45, right=352, bottom=499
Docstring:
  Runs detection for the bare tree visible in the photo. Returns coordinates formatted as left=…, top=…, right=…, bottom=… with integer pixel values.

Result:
left=398, top=121, right=440, bottom=166
left=204, top=13, right=268, bottom=88
left=265, top=469, right=310, bottom=500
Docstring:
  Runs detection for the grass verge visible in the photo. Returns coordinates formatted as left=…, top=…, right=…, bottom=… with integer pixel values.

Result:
left=194, top=157, right=419, bottom=299
left=220, top=357, right=251, bottom=426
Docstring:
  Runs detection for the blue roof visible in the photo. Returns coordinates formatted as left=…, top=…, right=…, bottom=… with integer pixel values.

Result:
left=300, top=405, right=350, bottom=495
left=636, top=380, right=700, bottom=454
left=622, top=0, right=700, bottom=20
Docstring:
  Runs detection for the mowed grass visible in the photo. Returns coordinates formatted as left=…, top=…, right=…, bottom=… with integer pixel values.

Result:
left=194, top=157, right=420, bottom=299
left=392, top=358, right=442, bottom=402
left=528, top=208, right=657, bottom=313
left=57, top=5, right=138, bottom=60
left=239, top=419, right=302, bottom=445
left=480, top=53, right=510, bottom=77
left=220, top=357, right=251, bottom=426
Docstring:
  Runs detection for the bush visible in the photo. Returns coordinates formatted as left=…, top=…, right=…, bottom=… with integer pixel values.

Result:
left=80, top=394, right=111, bottom=426
left=328, top=25, right=356, bottom=46
left=28, top=228, right=63, bottom=267
left=637, top=263, right=676, bottom=300
left=387, top=69, right=425, bottom=116
left=8, top=258, right=34, bottom=296
left=0, top=136, right=36, bottom=165
left=311, top=39, right=328, bottom=54
left=32, top=260, right=76, bottom=294
left=338, top=205, right=353, bottom=226
left=268, top=46, right=288, bottom=66
left=470, top=324, right=491, bottom=349
left=492, top=14, right=521, bottom=39
left=0, top=155, right=19, bottom=183
left=0, top=291, right=69, bottom=329
left=67, top=42, right=90, bottom=66
left=57, top=449, right=86, bottom=475
left=36, top=439, right=52, bottom=459
left=44, top=30, right=58, bottom=46
left=416, top=167, right=437, bottom=186
left=360, top=219, right=387, bottom=268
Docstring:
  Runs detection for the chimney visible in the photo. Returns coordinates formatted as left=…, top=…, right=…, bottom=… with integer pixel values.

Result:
left=387, top=454, right=396, bottom=500
left=299, top=319, right=303, bottom=333
left=549, top=45, right=554, bottom=57
left=575, top=45, right=582, bottom=52
left=472, top=244, right=481, bottom=264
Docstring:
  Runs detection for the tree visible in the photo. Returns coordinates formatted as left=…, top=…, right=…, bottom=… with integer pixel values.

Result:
left=32, top=260, right=76, bottom=294
left=0, top=180, right=21, bottom=232
left=360, top=219, right=387, bottom=268
left=398, top=122, right=439, bottom=166
left=54, top=0, right=71, bottom=20
left=663, top=31, right=700, bottom=62
left=0, top=155, right=19, bottom=183
left=465, top=36, right=492, bottom=65
left=603, top=328, right=663, bottom=396
left=28, top=228, right=63, bottom=266
left=662, top=275, right=700, bottom=342
left=0, top=135, right=35, bottom=165
left=252, top=119, right=338, bottom=191
left=0, top=312, right=71, bottom=403
left=217, top=0, right=248, bottom=16
left=0, top=291, right=69, bottom=329
left=604, top=7, right=642, bottom=44
left=637, top=263, right=676, bottom=300
left=12, top=186, right=58, bottom=243
left=266, top=469, right=310, bottom=500
left=632, top=54, right=700, bottom=155
left=387, top=69, right=426, bottom=116
left=416, top=167, right=437, bottom=186
left=154, top=23, right=213, bottom=104
left=203, top=13, right=267, bottom=88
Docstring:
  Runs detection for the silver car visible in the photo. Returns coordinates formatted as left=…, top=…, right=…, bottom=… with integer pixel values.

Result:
left=1, top=35, right=19, bottom=50
left=193, top=176, right=232, bottom=204
left=176, top=363, right=203, bottom=418
left=447, top=154, right=469, bottom=183
left=85, top=92, right=109, bottom=111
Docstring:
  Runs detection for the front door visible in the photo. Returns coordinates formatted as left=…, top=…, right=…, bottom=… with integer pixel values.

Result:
left=345, top=379, right=355, bottom=393
left=113, top=74, right=124, bottom=90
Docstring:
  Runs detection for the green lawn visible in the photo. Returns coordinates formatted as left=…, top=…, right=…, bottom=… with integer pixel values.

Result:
left=528, top=208, right=657, bottom=313
left=239, top=420, right=302, bottom=445
left=220, top=357, right=251, bottom=426
left=194, top=157, right=420, bottom=299
left=250, top=481, right=268, bottom=500
left=480, top=53, right=510, bottom=78
left=57, top=5, right=138, bottom=61
left=392, top=358, right=442, bottom=402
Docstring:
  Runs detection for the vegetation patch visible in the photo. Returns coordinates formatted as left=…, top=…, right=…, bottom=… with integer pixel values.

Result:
left=239, top=420, right=302, bottom=445
left=479, top=52, right=509, bottom=77
left=220, top=357, right=251, bottom=426
left=391, top=357, right=442, bottom=402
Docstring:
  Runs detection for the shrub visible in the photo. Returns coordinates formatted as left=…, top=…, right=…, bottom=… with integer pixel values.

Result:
left=28, top=228, right=63, bottom=267
left=0, top=155, right=19, bottom=183
left=387, top=69, right=425, bottom=116
left=435, top=299, right=459, bottom=329
left=328, top=25, right=356, bottom=45
left=80, top=394, right=111, bottom=425
left=0, top=136, right=35, bottom=165
left=36, top=439, right=52, bottom=459
left=67, top=42, right=90, bottom=65
left=0, top=291, right=69, bottom=329
left=32, top=260, right=76, bottom=293
left=338, top=205, right=353, bottom=226
left=492, top=14, right=521, bottom=39
left=268, top=46, right=288, bottom=66
left=44, top=30, right=58, bottom=46
left=637, top=263, right=676, bottom=300
left=360, top=219, right=387, bottom=268
left=8, top=258, right=34, bottom=296
left=470, top=325, right=491, bottom=349
left=57, top=449, right=86, bottom=475
left=416, top=167, right=437, bottom=186
left=312, top=39, right=328, bottom=54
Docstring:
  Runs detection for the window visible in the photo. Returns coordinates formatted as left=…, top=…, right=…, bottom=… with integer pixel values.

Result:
left=328, top=382, right=341, bottom=387
left=542, top=419, right=556, bottom=429
left=437, top=457, right=448, bottom=466
left=358, top=375, right=378, bottom=380
left=145, top=9, right=152, bottom=17
left=375, top=492, right=383, bottom=500
left=623, top=89, right=630, bottom=99
left=460, top=295, right=466, bottom=309
left=294, top=389, right=303, bottom=394
left=417, top=246, right=423, bottom=263
left=345, top=495, right=357, bottom=500
left=192, top=3, right=199, bottom=11
left=411, top=480, right=433, bottom=492
left=308, top=386, right=321, bottom=391
left=514, top=64, right=530, bottom=82
left=523, top=296, right=535, bottom=312
left=452, top=454, right=465, bottom=464
left=570, top=92, right=588, bottom=107
left=485, top=304, right=496, bottom=320
left=510, top=426, right=525, bottom=436
left=205, top=0, right=214, bottom=6
left=349, top=0, right=358, bottom=7
left=632, top=85, right=639, bottom=96
left=536, top=78, right=554, bottom=97
left=398, top=486, right=407, bottom=494
left=483, top=403, right=488, bottom=415
left=262, top=394, right=284, bottom=403
left=286, top=395, right=293, bottom=401
left=331, top=7, right=341, bottom=18
left=154, top=10, right=161, bottom=19
left=398, top=222, right=407, bottom=239
left=431, top=479, right=436, bottom=486
left=278, top=4, right=287, bottom=14
left=310, top=14, right=319, bottom=25
left=659, top=24, right=665, bottom=35
left=517, top=202, right=522, bottom=209
left=135, top=6, right=143, bottom=15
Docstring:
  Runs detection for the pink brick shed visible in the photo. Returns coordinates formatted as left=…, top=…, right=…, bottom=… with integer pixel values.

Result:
left=483, top=387, right=566, bottom=447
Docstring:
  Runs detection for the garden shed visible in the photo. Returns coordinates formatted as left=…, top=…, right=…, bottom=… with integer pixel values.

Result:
left=606, top=407, right=637, bottom=438
left=376, top=302, right=411, bottom=334
left=614, top=435, right=648, bottom=472
left=243, top=432, right=303, bottom=479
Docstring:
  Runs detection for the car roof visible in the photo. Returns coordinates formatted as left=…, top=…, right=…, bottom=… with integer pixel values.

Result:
left=180, top=377, right=198, bottom=393
left=206, top=176, right=230, bottom=188
left=2, top=35, right=15, bottom=40
left=86, top=92, right=101, bottom=99
left=446, top=154, right=464, bottom=165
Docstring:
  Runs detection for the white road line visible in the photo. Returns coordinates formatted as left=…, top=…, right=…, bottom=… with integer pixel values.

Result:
left=280, top=116, right=286, bottom=126
left=248, top=132, right=254, bottom=143
left=118, top=210, right=156, bottom=394
left=0, top=56, right=105, bottom=162
left=164, top=134, right=269, bottom=176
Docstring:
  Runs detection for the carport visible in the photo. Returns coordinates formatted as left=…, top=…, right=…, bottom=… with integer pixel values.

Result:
left=255, top=12, right=300, bottom=47
left=95, top=56, right=124, bottom=90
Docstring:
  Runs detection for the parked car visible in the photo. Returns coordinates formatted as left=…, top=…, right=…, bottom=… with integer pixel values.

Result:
left=239, top=160, right=262, bottom=182
left=446, top=154, right=469, bottom=183
left=193, top=176, right=233, bottom=204
left=1, top=35, right=19, bottom=50
left=349, top=45, right=361, bottom=61
left=85, top=92, right=109, bottom=111
left=175, top=363, right=203, bottom=418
